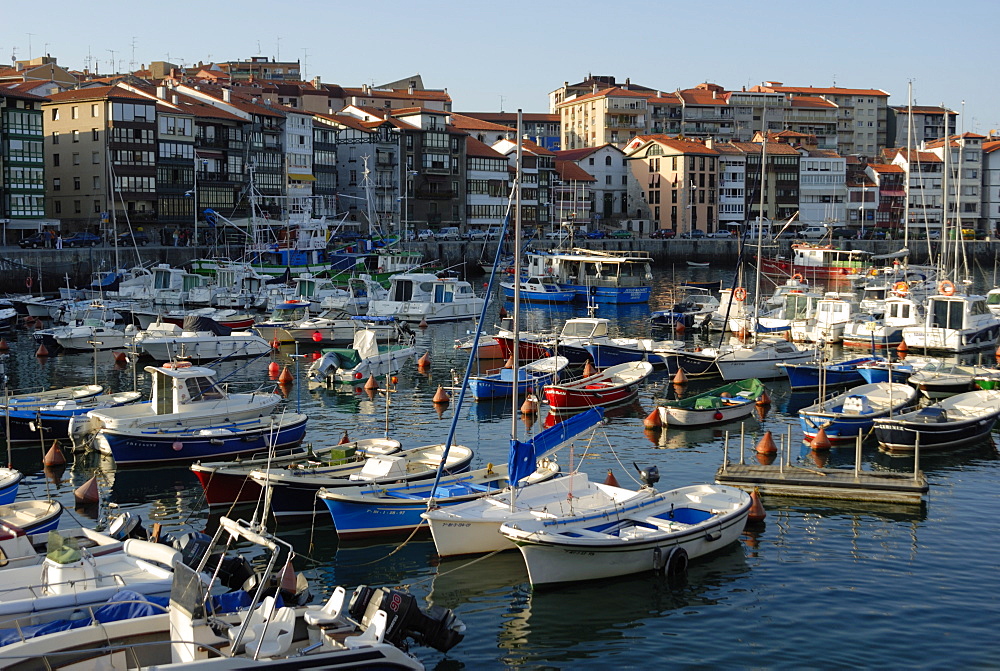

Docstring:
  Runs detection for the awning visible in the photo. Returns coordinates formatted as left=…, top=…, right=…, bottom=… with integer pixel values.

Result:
left=287, top=173, right=317, bottom=181
left=872, top=248, right=909, bottom=260
left=2, top=218, right=60, bottom=230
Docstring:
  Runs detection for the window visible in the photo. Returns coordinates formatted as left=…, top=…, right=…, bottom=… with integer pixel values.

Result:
left=53, top=178, right=61, bottom=191
left=92, top=104, right=99, bottom=117
left=92, top=128, right=99, bottom=141
left=589, top=157, right=594, bottom=165
left=72, top=130, right=79, bottom=143
left=71, top=106, right=79, bottom=119
left=53, top=153, right=60, bottom=166
left=72, top=153, right=80, bottom=165
left=622, top=175, right=627, bottom=185
left=54, top=201, right=61, bottom=213
left=52, top=131, right=59, bottom=145
left=93, top=176, right=100, bottom=189
left=74, top=177, right=80, bottom=190
left=93, top=200, right=101, bottom=213
left=92, top=151, right=100, bottom=164
left=606, top=156, right=612, bottom=166
left=51, top=108, right=59, bottom=121
left=74, top=200, right=82, bottom=213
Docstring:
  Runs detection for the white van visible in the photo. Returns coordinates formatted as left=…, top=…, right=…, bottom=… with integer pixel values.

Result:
left=797, top=226, right=830, bottom=240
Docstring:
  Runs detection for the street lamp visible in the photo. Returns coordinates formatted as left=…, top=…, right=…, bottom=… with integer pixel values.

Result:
left=402, top=170, right=418, bottom=241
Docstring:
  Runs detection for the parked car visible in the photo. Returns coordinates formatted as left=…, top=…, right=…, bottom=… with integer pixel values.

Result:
left=466, top=229, right=488, bottom=241
left=863, top=229, right=887, bottom=240
left=117, top=231, right=150, bottom=246
left=707, top=230, right=733, bottom=239
left=63, top=231, right=102, bottom=247
left=486, top=227, right=504, bottom=240
left=649, top=229, right=676, bottom=239
left=434, top=227, right=462, bottom=241
left=329, top=230, right=363, bottom=243
left=831, top=227, right=856, bottom=239
left=610, top=230, right=633, bottom=239
left=416, top=229, right=435, bottom=241
left=797, top=226, right=830, bottom=240
left=680, top=230, right=706, bottom=239
left=18, top=232, right=48, bottom=249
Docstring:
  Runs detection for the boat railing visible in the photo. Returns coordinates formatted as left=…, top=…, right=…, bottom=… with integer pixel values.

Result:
left=9, top=571, right=132, bottom=599
left=0, top=597, right=171, bottom=646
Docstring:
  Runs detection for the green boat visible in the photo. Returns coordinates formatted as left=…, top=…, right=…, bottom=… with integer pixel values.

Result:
left=657, top=378, right=764, bottom=427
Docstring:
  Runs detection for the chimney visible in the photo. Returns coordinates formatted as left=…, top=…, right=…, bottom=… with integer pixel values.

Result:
left=171, top=94, right=178, bottom=105
left=625, top=77, right=630, bottom=89
left=222, top=88, right=231, bottom=103
left=312, top=76, right=321, bottom=88
left=156, top=85, right=167, bottom=100
left=705, top=138, right=714, bottom=149
left=712, top=90, right=717, bottom=100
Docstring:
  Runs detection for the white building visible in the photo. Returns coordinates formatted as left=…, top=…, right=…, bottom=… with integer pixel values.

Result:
left=983, top=136, right=1000, bottom=236
left=715, top=143, right=747, bottom=228
left=552, top=144, right=629, bottom=226
left=798, top=149, right=846, bottom=226
left=465, top=137, right=509, bottom=233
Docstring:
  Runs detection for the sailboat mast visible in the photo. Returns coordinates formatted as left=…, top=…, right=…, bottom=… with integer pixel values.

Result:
left=903, top=82, right=912, bottom=253
left=510, top=111, right=523, bottom=443
left=753, top=107, right=768, bottom=342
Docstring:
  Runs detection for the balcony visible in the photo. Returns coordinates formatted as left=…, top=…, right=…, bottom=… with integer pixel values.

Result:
left=416, top=188, right=455, bottom=199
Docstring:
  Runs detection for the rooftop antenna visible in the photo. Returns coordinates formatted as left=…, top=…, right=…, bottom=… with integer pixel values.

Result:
left=106, top=49, right=116, bottom=74
left=276, top=36, right=281, bottom=61
left=129, top=36, right=137, bottom=72
left=9, top=47, right=16, bottom=66
left=301, top=47, right=309, bottom=80
left=499, top=95, right=505, bottom=112
left=26, top=32, right=35, bottom=60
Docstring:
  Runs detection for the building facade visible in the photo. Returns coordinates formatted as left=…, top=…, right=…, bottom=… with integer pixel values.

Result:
left=0, top=87, right=47, bottom=241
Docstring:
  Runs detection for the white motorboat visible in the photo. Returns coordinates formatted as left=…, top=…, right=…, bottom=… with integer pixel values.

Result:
left=368, top=272, right=485, bottom=323
left=500, top=479, right=752, bottom=587
left=901, top=287, right=1000, bottom=353
left=286, top=311, right=409, bottom=347
left=307, top=323, right=417, bottom=385
left=130, top=316, right=271, bottom=361
left=704, top=338, right=812, bottom=381
left=52, top=319, right=128, bottom=351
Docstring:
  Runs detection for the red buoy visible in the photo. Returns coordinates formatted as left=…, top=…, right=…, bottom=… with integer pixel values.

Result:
left=268, top=361, right=280, bottom=378
left=74, top=476, right=100, bottom=505
left=748, top=488, right=766, bottom=522
left=278, top=559, right=297, bottom=595
left=43, top=440, right=66, bottom=466
left=810, top=427, right=832, bottom=450
left=417, top=352, right=431, bottom=370
left=498, top=306, right=508, bottom=319
left=896, top=340, right=909, bottom=357
left=418, top=318, right=429, bottom=329
left=755, top=430, right=777, bottom=455
left=364, top=374, right=378, bottom=390
left=270, top=337, right=281, bottom=350
left=432, top=385, right=450, bottom=404
left=583, top=360, right=597, bottom=378
left=312, top=331, right=322, bottom=343
left=35, top=343, right=49, bottom=357
left=604, top=469, right=620, bottom=487
left=278, top=366, right=294, bottom=384
left=113, top=351, right=128, bottom=364
left=643, top=407, right=662, bottom=429
left=756, top=390, right=771, bottom=406
left=520, top=393, right=539, bottom=415
left=672, top=368, right=688, bottom=385
left=338, top=431, right=350, bottom=445
left=0, top=339, right=8, bottom=352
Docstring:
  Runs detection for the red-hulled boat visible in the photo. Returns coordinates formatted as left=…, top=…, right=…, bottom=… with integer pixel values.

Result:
left=190, top=437, right=401, bottom=506
left=758, top=244, right=874, bottom=280
left=544, top=361, right=654, bottom=413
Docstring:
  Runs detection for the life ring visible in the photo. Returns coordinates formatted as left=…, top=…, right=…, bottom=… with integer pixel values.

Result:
left=791, top=273, right=803, bottom=281
left=893, top=281, right=909, bottom=296
left=868, top=268, right=879, bottom=277
left=734, top=287, right=747, bottom=302
left=939, top=280, right=956, bottom=296
left=24, top=276, right=32, bottom=289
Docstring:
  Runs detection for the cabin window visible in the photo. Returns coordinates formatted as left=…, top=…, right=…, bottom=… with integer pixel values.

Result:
left=434, top=283, right=454, bottom=303
left=970, top=299, right=988, bottom=316
left=931, top=300, right=965, bottom=330
left=155, top=374, right=172, bottom=415
left=390, top=280, right=415, bottom=302
left=187, top=376, right=223, bottom=401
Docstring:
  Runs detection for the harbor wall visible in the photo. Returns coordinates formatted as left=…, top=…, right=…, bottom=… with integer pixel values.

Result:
left=2, top=239, right=997, bottom=295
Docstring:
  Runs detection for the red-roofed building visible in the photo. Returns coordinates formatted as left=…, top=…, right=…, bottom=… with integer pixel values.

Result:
left=553, top=144, right=629, bottom=228
left=491, top=138, right=555, bottom=233
left=557, top=87, right=651, bottom=150
left=984, top=137, right=1000, bottom=235
left=465, top=137, right=509, bottom=234
left=457, top=112, right=559, bottom=151
left=866, top=163, right=906, bottom=231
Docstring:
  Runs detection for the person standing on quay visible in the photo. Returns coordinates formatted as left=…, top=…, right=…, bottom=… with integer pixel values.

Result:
left=55, top=234, right=63, bottom=250
left=173, top=229, right=179, bottom=247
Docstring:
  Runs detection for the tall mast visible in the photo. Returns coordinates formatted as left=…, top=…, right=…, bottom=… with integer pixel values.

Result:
left=510, top=111, right=523, bottom=443
left=903, top=81, right=912, bottom=254
left=753, top=107, right=768, bottom=342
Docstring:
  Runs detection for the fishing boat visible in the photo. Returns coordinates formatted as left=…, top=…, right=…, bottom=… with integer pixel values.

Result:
left=306, top=321, right=417, bottom=385
left=251, top=443, right=476, bottom=519
left=657, top=378, right=764, bottom=427
left=758, top=244, right=874, bottom=280
left=69, top=362, right=287, bottom=463
left=523, top=248, right=653, bottom=304
left=1, top=384, right=105, bottom=411
left=798, top=382, right=919, bottom=443
left=0, top=511, right=145, bottom=570
left=131, top=308, right=257, bottom=331
left=130, top=316, right=271, bottom=362
left=842, top=295, right=922, bottom=349
left=777, top=356, right=882, bottom=390
left=543, top=361, right=653, bottom=413
left=907, top=361, right=989, bottom=398
left=500, top=275, right=576, bottom=303
left=0, top=499, right=62, bottom=535
left=317, top=459, right=560, bottom=539
left=901, top=286, right=1000, bottom=353
left=455, top=331, right=505, bottom=360
left=190, top=438, right=402, bottom=507
left=467, top=356, right=569, bottom=401
left=498, top=476, right=752, bottom=587
left=873, top=389, right=1000, bottom=454
left=420, top=408, right=607, bottom=558
left=857, top=360, right=916, bottom=384
left=367, top=272, right=485, bottom=323
left=0, top=468, right=22, bottom=504
left=286, top=312, right=411, bottom=347
left=0, top=516, right=464, bottom=669
left=49, top=319, right=128, bottom=352
left=650, top=287, right=720, bottom=330
left=3, top=389, right=143, bottom=442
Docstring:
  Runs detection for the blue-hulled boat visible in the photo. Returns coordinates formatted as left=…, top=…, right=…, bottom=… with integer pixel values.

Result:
left=500, top=276, right=576, bottom=303
left=581, top=340, right=670, bottom=368
left=0, top=469, right=23, bottom=505
left=468, top=356, right=568, bottom=400
left=3, top=391, right=143, bottom=442
left=857, top=361, right=915, bottom=384
left=777, top=356, right=883, bottom=389
left=0, top=499, right=63, bottom=535
left=798, top=382, right=919, bottom=443
left=523, top=250, right=653, bottom=304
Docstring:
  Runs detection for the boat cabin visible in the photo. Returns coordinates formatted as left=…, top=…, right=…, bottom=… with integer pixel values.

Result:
left=926, top=295, right=991, bottom=331
left=386, top=273, right=476, bottom=305
left=790, top=245, right=872, bottom=274
left=559, top=317, right=609, bottom=339
left=144, top=363, right=226, bottom=416
left=268, top=301, right=312, bottom=323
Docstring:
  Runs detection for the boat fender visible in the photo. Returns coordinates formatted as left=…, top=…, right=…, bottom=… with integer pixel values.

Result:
left=124, top=538, right=182, bottom=569
left=663, top=546, right=689, bottom=580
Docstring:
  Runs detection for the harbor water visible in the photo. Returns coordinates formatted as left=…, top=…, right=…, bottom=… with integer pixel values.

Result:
left=3, top=266, right=999, bottom=669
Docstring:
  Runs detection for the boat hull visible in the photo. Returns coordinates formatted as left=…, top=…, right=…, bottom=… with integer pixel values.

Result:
left=874, top=413, right=1000, bottom=454
left=94, top=415, right=308, bottom=466
left=658, top=401, right=756, bottom=427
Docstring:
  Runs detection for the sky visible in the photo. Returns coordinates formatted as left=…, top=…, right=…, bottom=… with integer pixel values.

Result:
left=4, top=0, right=999, bottom=135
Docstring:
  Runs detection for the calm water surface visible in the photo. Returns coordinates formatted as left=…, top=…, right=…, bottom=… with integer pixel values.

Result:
left=4, top=267, right=999, bottom=669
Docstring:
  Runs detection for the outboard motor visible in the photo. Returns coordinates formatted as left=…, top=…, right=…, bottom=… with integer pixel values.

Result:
left=106, top=512, right=147, bottom=541
left=633, top=462, right=660, bottom=488
left=348, top=585, right=466, bottom=653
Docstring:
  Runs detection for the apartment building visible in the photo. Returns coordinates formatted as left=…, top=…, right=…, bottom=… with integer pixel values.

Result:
left=557, top=87, right=649, bottom=150
left=925, top=133, right=984, bottom=233
left=465, top=137, right=509, bottom=233
left=215, top=56, right=301, bottom=82
left=983, top=137, right=1000, bottom=236
left=736, top=141, right=801, bottom=224
left=548, top=75, right=656, bottom=114
left=394, top=109, right=467, bottom=230
left=889, top=106, right=957, bottom=148
left=887, top=147, right=944, bottom=232
left=715, top=143, right=747, bottom=228
left=458, top=112, right=559, bottom=151
left=553, top=144, right=630, bottom=225
left=798, top=149, right=846, bottom=226
left=551, top=161, right=594, bottom=229
left=0, top=86, right=48, bottom=241
left=491, top=138, right=555, bottom=234
left=624, top=136, right=720, bottom=235
left=866, top=163, right=906, bottom=231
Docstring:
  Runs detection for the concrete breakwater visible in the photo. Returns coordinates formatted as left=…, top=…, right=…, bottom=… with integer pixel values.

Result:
left=2, top=239, right=996, bottom=295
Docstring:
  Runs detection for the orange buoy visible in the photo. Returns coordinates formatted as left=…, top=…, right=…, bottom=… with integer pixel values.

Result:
left=270, top=337, right=281, bottom=350
left=896, top=340, right=909, bottom=355
left=994, top=344, right=1000, bottom=362
left=755, top=430, right=777, bottom=455
left=503, top=356, right=515, bottom=369
left=0, top=339, right=8, bottom=351
left=783, top=329, right=792, bottom=342
left=583, top=360, right=597, bottom=378
left=755, top=451, right=776, bottom=466
left=35, top=343, right=49, bottom=357
left=338, top=431, right=350, bottom=445
left=74, top=476, right=100, bottom=505
left=113, top=351, right=128, bottom=364
left=672, top=368, right=688, bottom=385
left=418, top=318, right=429, bottom=329
left=432, top=385, right=450, bottom=404
left=604, top=469, right=620, bottom=487
left=521, top=413, right=536, bottom=431
left=364, top=374, right=378, bottom=390
left=675, top=322, right=686, bottom=335
left=417, top=352, right=431, bottom=369
left=498, top=306, right=508, bottom=319
left=748, top=488, right=766, bottom=522
left=810, top=427, right=832, bottom=450
left=43, top=464, right=65, bottom=485
left=643, top=407, right=662, bottom=429
left=756, top=403, right=770, bottom=421
left=278, top=366, right=294, bottom=384
left=738, top=327, right=748, bottom=340
left=268, top=361, right=280, bottom=378
left=756, top=390, right=771, bottom=406
left=43, top=440, right=66, bottom=466
left=810, top=449, right=830, bottom=468
left=520, top=393, right=539, bottom=415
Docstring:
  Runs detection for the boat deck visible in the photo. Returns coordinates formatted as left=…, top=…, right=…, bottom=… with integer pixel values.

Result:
left=715, top=463, right=928, bottom=504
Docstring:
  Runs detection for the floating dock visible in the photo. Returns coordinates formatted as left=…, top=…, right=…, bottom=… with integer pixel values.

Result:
left=715, top=463, right=928, bottom=505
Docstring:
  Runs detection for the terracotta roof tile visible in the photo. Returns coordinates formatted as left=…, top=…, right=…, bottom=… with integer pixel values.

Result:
left=466, top=136, right=508, bottom=159
left=983, top=140, right=1000, bottom=154
left=760, top=84, right=890, bottom=97
left=556, top=86, right=650, bottom=108
left=450, top=113, right=512, bottom=132
left=0, top=83, right=49, bottom=101
left=868, top=163, right=904, bottom=173
left=554, top=160, right=595, bottom=182
left=790, top=97, right=837, bottom=109
left=460, top=112, right=559, bottom=123
left=45, top=85, right=150, bottom=103
left=630, top=135, right=721, bottom=155
left=342, top=87, right=452, bottom=102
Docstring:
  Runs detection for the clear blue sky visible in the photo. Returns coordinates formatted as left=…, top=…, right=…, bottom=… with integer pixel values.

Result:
left=4, top=0, right=998, bottom=134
